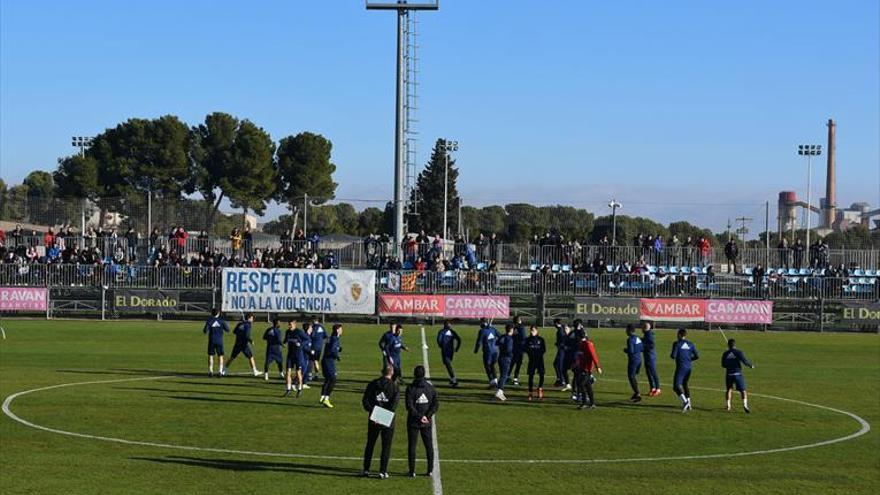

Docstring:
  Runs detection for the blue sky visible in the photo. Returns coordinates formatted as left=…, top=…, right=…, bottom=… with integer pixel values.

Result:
left=1, top=0, right=878, bottom=232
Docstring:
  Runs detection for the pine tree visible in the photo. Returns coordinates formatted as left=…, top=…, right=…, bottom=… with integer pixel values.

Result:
left=408, top=138, right=459, bottom=236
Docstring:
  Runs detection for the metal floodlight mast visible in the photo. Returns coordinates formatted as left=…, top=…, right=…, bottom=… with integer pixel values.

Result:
left=608, top=199, right=622, bottom=246
left=442, top=139, right=458, bottom=240
left=797, top=143, right=822, bottom=248
left=367, top=0, right=439, bottom=256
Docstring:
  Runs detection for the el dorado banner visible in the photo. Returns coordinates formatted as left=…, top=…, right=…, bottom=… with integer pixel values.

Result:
left=221, top=268, right=376, bottom=314
left=0, top=287, right=48, bottom=311
left=114, top=290, right=179, bottom=311
left=840, top=301, right=880, bottom=324
left=574, top=297, right=641, bottom=321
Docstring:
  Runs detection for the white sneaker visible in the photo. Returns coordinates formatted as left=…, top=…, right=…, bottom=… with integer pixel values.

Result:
left=279, top=372, right=285, bottom=379
left=513, top=378, right=520, bottom=386
left=219, top=368, right=227, bottom=376
left=495, top=389, right=507, bottom=401
left=683, top=399, right=692, bottom=412
left=561, top=384, right=572, bottom=392
left=253, top=369, right=261, bottom=377
left=264, top=372, right=269, bottom=381
left=302, top=384, right=311, bottom=389
left=489, top=378, right=498, bottom=387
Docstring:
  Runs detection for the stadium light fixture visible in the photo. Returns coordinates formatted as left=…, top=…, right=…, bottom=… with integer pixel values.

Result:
left=442, top=139, right=458, bottom=240
left=608, top=199, right=622, bottom=246
left=797, top=143, right=822, bottom=248
left=71, top=136, right=94, bottom=157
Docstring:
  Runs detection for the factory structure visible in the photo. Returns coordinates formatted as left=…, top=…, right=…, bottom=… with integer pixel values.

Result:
left=777, top=119, right=880, bottom=239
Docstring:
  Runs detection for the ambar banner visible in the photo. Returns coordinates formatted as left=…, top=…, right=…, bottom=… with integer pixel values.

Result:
left=640, top=298, right=706, bottom=322
left=221, top=268, right=376, bottom=315
left=840, top=302, right=880, bottom=324
left=379, top=294, right=510, bottom=319
left=575, top=297, right=641, bottom=321
left=0, top=287, right=48, bottom=311
left=114, top=290, right=179, bottom=311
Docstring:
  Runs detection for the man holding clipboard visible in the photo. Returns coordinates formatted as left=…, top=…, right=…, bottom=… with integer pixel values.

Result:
left=361, top=365, right=400, bottom=479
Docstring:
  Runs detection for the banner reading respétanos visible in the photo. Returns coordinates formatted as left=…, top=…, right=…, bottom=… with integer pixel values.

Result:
left=575, top=297, right=641, bottom=321
left=840, top=302, right=880, bottom=324
left=114, top=289, right=179, bottom=312
left=221, top=268, right=376, bottom=315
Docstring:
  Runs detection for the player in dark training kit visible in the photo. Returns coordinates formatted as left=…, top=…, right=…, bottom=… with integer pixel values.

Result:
left=436, top=320, right=462, bottom=387
left=573, top=331, right=602, bottom=409
left=309, top=316, right=327, bottom=383
left=523, top=325, right=546, bottom=401
left=624, top=324, right=644, bottom=402
left=473, top=319, right=500, bottom=388
left=510, top=316, right=527, bottom=386
left=203, top=308, right=230, bottom=377
left=495, top=324, right=515, bottom=401
left=362, top=365, right=400, bottom=479
left=552, top=319, right=567, bottom=387
left=283, top=321, right=310, bottom=397
left=379, top=324, right=408, bottom=381
left=564, top=321, right=586, bottom=397
left=405, top=365, right=439, bottom=478
left=722, top=339, right=754, bottom=413
left=262, top=318, right=284, bottom=380
left=225, top=313, right=260, bottom=376
left=642, top=320, right=661, bottom=396
left=671, top=328, right=700, bottom=412
left=320, top=324, right=343, bottom=408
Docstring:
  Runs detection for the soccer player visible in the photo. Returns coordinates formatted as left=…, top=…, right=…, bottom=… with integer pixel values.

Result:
left=552, top=318, right=567, bottom=387
left=380, top=324, right=408, bottom=381
left=202, top=308, right=229, bottom=378
left=510, top=316, right=527, bottom=386
left=670, top=328, right=700, bottom=412
left=283, top=321, right=306, bottom=397
left=436, top=320, right=462, bottom=387
left=563, top=320, right=586, bottom=394
left=405, top=365, right=439, bottom=478
left=495, top=324, right=515, bottom=401
left=320, top=324, right=343, bottom=408
left=262, top=318, right=284, bottom=380
left=362, top=365, right=400, bottom=479
left=225, top=313, right=260, bottom=376
left=523, top=325, right=546, bottom=400
left=623, top=324, right=644, bottom=402
left=473, top=318, right=500, bottom=387
left=572, top=330, right=602, bottom=409
left=722, top=339, right=754, bottom=413
left=310, top=316, right=327, bottom=381
left=642, top=320, right=661, bottom=396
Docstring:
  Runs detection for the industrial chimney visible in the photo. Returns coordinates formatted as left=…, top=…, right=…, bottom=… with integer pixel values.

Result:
left=824, top=119, right=836, bottom=229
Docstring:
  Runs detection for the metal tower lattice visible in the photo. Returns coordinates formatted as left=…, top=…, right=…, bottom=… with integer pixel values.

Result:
left=403, top=11, right=420, bottom=225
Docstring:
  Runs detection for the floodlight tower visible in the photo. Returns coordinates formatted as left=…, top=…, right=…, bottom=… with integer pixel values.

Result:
left=367, top=0, right=439, bottom=255
left=797, top=144, right=822, bottom=248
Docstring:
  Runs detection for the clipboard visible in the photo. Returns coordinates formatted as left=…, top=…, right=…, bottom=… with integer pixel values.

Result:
left=370, top=406, right=395, bottom=427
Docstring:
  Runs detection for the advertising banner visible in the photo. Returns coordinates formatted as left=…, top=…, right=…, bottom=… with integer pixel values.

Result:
left=221, top=268, right=376, bottom=314
left=114, top=290, right=179, bottom=312
left=705, top=299, right=773, bottom=324
left=575, top=297, right=641, bottom=321
left=0, top=287, right=48, bottom=311
left=445, top=295, right=510, bottom=319
left=378, top=294, right=510, bottom=319
left=379, top=294, right=444, bottom=317
left=640, top=298, right=706, bottom=322
left=840, top=302, right=880, bottom=324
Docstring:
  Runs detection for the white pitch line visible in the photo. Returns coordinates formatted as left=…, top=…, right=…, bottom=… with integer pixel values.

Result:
left=1, top=373, right=871, bottom=466
left=420, top=325, right=443, bottom=495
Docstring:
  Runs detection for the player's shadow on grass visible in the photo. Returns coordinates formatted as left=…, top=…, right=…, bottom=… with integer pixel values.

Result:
left=131, top=456, right=361, bottom=478
left=160, top=395, right=323, bottom=409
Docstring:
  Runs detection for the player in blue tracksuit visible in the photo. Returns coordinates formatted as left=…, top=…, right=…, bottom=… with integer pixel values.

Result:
left=562, top=320, right=585, bottom=394
left=436, top=320, right=462, bottom=387
left=379, top=324, right=408, bottom=381
left=641, top=320, right=661, bottom=396
left=473, top=319, right=500, bottom=387
left=670, top=328, right=700, bottom=412
left=510, top=316, right=527, bottom=386
left=225, top=313, right=260, bottom=376
left=283, top=321, right=310, bottom=397
left=262, top=318, right=284, bottom=380
left=523, top=325, right=547, bottom=400
left=623, top=324, right=644, bottom=402
left=722, top=339, right=754, bottom=413
left=495, top=324, right=515, bottom=401
left=552, top=319, right=567, bottom=386
left=309, top=317, right=328, bottom=383
left=320, top=324, right=343, bottom=408
left=202, top=308, right=230, bottom=377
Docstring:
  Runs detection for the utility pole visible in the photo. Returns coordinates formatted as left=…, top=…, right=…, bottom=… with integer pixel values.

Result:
left=367, top=1, right=439, bottom=255
left=726, top=218, right=732, bottom=242
left=442, top=139, right=458, bottom=240
left=303, top=193, right=309, bottom=238
left=765, top=201, right=770, bottom=268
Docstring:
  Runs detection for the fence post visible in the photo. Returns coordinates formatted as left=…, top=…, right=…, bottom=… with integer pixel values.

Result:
left=101, top=287, right=106, bottom=321
left=819, top=296, right=824, bottom=333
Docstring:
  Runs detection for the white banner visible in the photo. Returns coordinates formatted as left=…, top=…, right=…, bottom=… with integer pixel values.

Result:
left=221, top=268, right=376, bottom=315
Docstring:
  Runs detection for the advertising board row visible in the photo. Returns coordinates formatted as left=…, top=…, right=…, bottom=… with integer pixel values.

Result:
left=378, top=294, right=510, bottom=319
left=575, top=297, right=775, bottom=324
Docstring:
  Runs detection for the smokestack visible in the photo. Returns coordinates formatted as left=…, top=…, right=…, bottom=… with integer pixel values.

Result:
left=825, top=118, right=836, bottom=229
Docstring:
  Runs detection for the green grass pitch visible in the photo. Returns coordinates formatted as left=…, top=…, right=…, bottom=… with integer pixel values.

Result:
left=0, top=319, right=877, bottom=495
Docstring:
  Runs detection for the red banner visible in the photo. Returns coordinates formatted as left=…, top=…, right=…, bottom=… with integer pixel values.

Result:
left=379, top=294, right=444, bottom=317
left=0, top=287, right=48, bottom=311
left=640, top=298, right=706, bottom=322
left=706, top=299, right=773, bottom=324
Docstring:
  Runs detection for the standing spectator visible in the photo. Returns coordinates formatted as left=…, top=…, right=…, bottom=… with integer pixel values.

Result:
left=196, top=230, right=209, bottom=252
left=752, top=263, right=766, bottom=299
left=280, top=229, right=292, bottom=249
left=489, top=232, right=499, bottom=262
left=230, top=228, right=242, bottom=255
left=791, top=239, right=805, bottom=270
left=43, top=228, right=56, bottom=248
left=174, top=227, right=189, bottom=256
left=667, top=234, right=680, bottom=267
left=10, top=224, right=23, bottom=246
left=816, top=239, right=829, bottom=269
left=777, top=237, right=789, bottom=269
left=653, top=235, right=663, bottom=266
left=724, top=239, right=739, bottom=274
left=683, top=236, right=694, bottom=267
left=698, top=237, right=711, bottom=267
left=243, top=227, right=254, bottom=259
left=125, top=227, right=139, bottom=262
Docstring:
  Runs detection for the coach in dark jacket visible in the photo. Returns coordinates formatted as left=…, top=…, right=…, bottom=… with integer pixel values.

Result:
left=362, top=365, right=399, bottom=479
left=405, top=365, right=439, bottom=478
